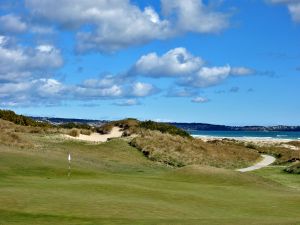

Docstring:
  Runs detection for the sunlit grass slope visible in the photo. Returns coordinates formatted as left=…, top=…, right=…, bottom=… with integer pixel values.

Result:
left=0, top=133, right=300, bottom=225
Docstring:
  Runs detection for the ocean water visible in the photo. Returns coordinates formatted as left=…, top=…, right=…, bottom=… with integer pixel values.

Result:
left=189, top=130, right=300, bottom=140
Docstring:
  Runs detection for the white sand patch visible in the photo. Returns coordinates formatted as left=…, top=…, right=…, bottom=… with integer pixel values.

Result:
left=63, top=127, right=123, bottom=143
left=194, top=136, right=300, bottom=149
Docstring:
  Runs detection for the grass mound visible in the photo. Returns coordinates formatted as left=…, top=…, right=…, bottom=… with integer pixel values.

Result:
left=284, top=162, right=300, bottom=174
left=130, top=130, right=259, bottom=168
left=139, top=120, right=191, bottom=138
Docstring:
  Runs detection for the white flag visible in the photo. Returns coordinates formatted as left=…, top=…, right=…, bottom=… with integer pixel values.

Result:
left=68, top=153, right=71, bottom=162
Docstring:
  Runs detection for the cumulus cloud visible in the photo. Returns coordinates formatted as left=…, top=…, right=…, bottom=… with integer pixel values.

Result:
left=268, top=0, right=300, bottom=22
left=130, top=47, right=204, bottom=77
left=0, top=36, right=63, bottom=82
left=182, top=65, right=231, bottom=87
left=191, top=96, right=209, bottom=103
left=80, top=76, right=156, bottom=98
left=0, top=76, right=157, bottom=107
left=25, top=0, right=230, bottom=53
left=161, top=0, right=229, bottom=33
left=130, top=48, right=253, bottom=88
left=130, top=82, right=156, bottom=97
left=0, top=14, right=27, bottom=33
left=0, top=79, right=67, bottom=107
left=74, top=85, right=123, bottom=99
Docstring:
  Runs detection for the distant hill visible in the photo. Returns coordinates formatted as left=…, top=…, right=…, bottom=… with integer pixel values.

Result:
left=170, top=122, right=300, bottom=132
left=30, top=116, right=300, bottom=132
left=31, top=116, right=107, bottom=127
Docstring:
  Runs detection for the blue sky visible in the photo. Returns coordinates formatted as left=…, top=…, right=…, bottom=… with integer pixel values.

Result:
left=0, top=0, right=299, bottom=125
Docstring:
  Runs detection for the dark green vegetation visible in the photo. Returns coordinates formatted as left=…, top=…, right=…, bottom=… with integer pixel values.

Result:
left=58, top=122, right=92, bottom=130
left=0, top=109, right=51, bottom=127
left=284, top=162, right=300, bottom=174
left=139, top=120, right=191, bottom=138
left=0, top=119, right=300, bottom=225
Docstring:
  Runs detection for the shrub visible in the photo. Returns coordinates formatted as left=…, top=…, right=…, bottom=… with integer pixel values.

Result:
left=284, top=162, right=300, bottom=174
left=96, top=123, right=114, bottom=134
left=80, top=129, right=92, bottom=135
left=59, top=122, right=91, bottom=130
left=68, top=129, right=80, bottom=137
left=139, top=120, right=191, bottom=138
left=258, top=146, right=300, bottom=164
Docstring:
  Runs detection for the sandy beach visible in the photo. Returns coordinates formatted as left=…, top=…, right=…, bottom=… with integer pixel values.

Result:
left=193, top=135, right=299, bottom=150
left=63, top=127, right=123, bottom=142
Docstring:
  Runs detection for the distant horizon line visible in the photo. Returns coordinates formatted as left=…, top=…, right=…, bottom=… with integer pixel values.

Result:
left=28, top=115, right=300, bottom=127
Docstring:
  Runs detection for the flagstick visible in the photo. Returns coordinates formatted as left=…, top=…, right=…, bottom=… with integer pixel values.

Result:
left=68, top=153, right=71, bottom=177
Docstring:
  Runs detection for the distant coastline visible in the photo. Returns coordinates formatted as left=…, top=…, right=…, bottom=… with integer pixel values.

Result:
left=31, top=117, right=300, bottom=132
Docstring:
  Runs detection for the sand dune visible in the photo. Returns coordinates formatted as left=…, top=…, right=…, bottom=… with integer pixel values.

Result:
left=63, top=127, right=123, bottom=142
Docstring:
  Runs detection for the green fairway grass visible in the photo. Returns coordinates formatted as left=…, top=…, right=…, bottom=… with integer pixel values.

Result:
left=0, top=135, right=300, bottom=225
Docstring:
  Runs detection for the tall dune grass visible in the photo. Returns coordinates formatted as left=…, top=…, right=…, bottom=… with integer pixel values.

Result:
left=130, top=130, right=260, bottom=168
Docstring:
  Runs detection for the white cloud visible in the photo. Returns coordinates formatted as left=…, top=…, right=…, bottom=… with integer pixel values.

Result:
left=25, top=0, right=170, bottom=53
left=182, top=65, right=253, bottom=88
left=36, top=45, right=54, bottom=53
left=34, top=79, right=65, bottom=97
left=74, top=85, right=123, bottom=99
left=25, top=0, right=230, bottom=52
left=0, top=36, right=8, bottom=45
left=268, top=0, right=300, bottom=22
left=288, top=2, right=300, bottom=22
left=130, top=48, right=253, bottom=88
left=0, top=78, right=67, bottom=106
left=131, top=47, right=204, bottom=77
left=0, top=14, right=27, bottom=33
left=0, top=37, right=63, bottom=82
left=131, top=82, right=155, bottom=97
left=230, top=67, right=254, bottom=76
left=183, top=65, right=231, bottom=87
left=161, top=0, right=229, bottom=33
left=191, top=96, right=209, bottom=103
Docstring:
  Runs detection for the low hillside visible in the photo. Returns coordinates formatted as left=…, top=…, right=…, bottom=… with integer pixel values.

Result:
left=130, top=130, right=260, bottom=168
left=0, top=109, right=50, bottom=127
